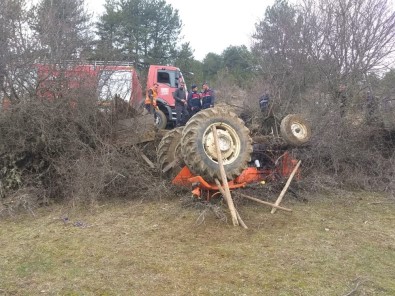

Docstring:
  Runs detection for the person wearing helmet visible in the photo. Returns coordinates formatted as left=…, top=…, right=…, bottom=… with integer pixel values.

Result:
left=187, top=84, right=201, bottom=116
left=201, top=82, right=215, bottom=109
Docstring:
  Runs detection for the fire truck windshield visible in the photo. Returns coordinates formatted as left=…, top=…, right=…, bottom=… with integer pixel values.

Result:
left=157, top=70, right=184, bottom=88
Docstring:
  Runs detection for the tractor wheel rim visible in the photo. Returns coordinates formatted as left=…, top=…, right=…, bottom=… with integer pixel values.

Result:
left=291, top=122, right=308, bottom=140
left=203, top=123, right=241, bottom=164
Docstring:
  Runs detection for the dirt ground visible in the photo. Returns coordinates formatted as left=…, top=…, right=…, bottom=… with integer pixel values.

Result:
left=1, top=191, right=394, bottom=296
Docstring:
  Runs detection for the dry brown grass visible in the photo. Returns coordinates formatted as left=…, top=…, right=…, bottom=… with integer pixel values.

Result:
left=1, top=192, right=394, bottom=295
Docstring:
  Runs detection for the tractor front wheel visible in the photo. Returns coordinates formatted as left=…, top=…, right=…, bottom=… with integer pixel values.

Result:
left=280, top=114, right=311, bottom=146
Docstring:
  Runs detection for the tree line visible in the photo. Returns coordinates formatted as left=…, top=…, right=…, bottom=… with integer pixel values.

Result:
left=0, top=0, right=395, bottom=112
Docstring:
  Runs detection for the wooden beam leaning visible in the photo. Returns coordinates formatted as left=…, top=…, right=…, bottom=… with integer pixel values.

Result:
left=133, top=146, right=156, bottom=169
left=215, top=179, right=248, bottom=229
left=271, top=160, right=301, bottom=214
left=161, top=157, right=180, bottom=173
left=211, top=125, right=239, bottom=226
left=140, top=151, right=156, bottom=169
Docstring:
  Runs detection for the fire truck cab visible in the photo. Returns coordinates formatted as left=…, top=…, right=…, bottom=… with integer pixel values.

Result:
left=143, top=65, right=187, bottom=129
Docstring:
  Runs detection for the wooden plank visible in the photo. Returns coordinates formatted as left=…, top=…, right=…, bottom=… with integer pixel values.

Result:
left=140, top=151, right=156, bottom=169
left=271, top=160, right=301, bottom=214
left=162, top=157, right=180, bottom=173
left=133, top=146, right=156, bottom=169
left=215, top=179, right=248, bottom=229
left=212, top=125, right=239, bottom=226
left=238, top=192, right=292, bottom=212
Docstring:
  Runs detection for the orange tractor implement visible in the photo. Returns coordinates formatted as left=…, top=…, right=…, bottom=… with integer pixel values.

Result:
left=172, top=151, right=301, bottom=201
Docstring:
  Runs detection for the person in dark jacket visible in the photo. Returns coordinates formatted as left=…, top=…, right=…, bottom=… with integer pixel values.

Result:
left=173, top=81, right=189, bottom=126
left=259, top=92, right=270, bottom=112
left=187, top=84, right=201, bottom=116
left=201, top=82, right=215, bottom=109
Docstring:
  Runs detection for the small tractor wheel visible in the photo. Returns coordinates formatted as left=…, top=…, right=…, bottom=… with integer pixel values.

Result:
left=181, top=107, right=253, bottom=181
left=157, top=127, right=184, bottom=177
left=280, top=114, right=311, bottom=146
left=155, top=109, right=167, bottom=129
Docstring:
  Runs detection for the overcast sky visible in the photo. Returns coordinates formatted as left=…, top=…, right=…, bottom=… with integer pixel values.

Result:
left=86, top=0, right=275, bottom=61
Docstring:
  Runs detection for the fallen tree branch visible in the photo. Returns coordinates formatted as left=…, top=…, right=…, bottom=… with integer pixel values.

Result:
left=342, top=277, right=367, bottom=296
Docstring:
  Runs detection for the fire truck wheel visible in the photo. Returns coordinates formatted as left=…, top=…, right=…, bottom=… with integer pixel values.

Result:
left=155, top=109, right=167, bottom=129
left=181, top=108, right=253, bottom=181
left=157, top=127, right=184, bottom=178
left=280, top=114, right=311, bottom=146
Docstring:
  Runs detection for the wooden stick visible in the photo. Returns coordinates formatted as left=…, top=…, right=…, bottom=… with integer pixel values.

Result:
left=215, top=179, right=248, bottom=229
left=162, top=157, right=180, bottom=173
left=212, top=125, right=239, bottom=226
left=134, top=146, right=156, bottom=169
left=271, top=160, right=301, bottom=214
left=140, top=152, right=156, bottom=169
left=235, top=210, right=248, bottom=229
left=238, top=192, right=292, bottom=212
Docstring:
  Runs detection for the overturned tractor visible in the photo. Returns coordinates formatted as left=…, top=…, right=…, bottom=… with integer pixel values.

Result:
left=157, top=107, right=311, bottom=200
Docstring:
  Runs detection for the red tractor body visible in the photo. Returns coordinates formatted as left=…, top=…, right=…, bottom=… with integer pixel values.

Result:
left=172, top=151, right=301, bottom=201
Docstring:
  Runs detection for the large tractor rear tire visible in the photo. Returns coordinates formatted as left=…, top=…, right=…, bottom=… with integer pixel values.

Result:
left=181, top=108, right=253, bottom=181
left=280, top=114, right=311, bottom=146
left=157, top=127, right=184, bottom=177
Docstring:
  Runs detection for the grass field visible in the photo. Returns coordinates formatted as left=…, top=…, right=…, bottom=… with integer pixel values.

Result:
left=1, top=191, right=394, bottom=295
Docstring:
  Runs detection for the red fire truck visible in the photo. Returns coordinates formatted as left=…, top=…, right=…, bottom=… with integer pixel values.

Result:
left=35, top=62, right=142, bottom=109
left=1, top=62, right=188, bottom=129
left=143, top=65, right=187, bottom=129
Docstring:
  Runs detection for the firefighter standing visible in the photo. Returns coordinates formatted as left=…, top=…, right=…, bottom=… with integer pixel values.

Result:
left=173, top=81, right=189, bottom=126
left=145, top=83, right=159, bottom=118
left=187, top=84, right=201, bottom=116
left=201, top=82, right=215, bottom=109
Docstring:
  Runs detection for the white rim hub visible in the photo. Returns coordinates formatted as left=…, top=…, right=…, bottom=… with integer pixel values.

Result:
left=291, top=122, right=308, bottom=140
left=203, top=123, right=241, bottom=164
